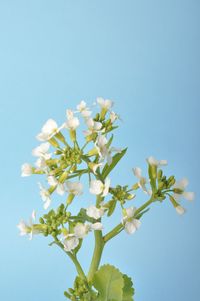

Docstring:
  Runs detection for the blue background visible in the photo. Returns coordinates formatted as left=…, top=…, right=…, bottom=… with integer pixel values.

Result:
left=0, top=1, right=199, bottom=300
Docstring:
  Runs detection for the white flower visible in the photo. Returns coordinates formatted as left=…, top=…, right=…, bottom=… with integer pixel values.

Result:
left=96, top=97, right=113, bottom=110
left=47, top=176, right=65, bottom=195
left=62, top=234, right=79, bottom=252
left=36, top=119, right=60, bottom=141
left=122, top=207, right=141, bottom=235
left=147, top=156, right=168, bottom=166
left=95, top=135, right=121, bottom=165
left=173, top=178, right=195, bottom=202
left=38, top=182, right=51, bottom=209
left=90, top=222, right=103, bottom=231
left=21, top=163, right=33, bottom=177
left=133, top=167, right=152, bottom=195
left=35, top=157, right=47, bottom=170
left=66, top=181, right=83, bottom=195
left=17, top=210, right=36, bottom=240
left=110, top=111, right=118, bottom=123
left=74, top=223, right=90, bottom=239
left=89, top=178, right=110, bottom=197
left=175, top=205, right=185, bottom=215
left=89, top=162, right=103, bottom=174
left=65, top=109, right=80, bottom=130
left=32, top=143, right=51, bottom=159
left=84, top=118, right=102, bottom=136
left=86, top=205, right=105, bottom=220
left=77, top=101, right=92, bottom=118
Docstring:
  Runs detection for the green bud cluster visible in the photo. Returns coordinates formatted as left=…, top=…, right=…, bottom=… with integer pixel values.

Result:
left=40, top=204, right=71, bottom=237
left=110, top=185, right=134, bottom=204
left=65, top=276, right=97, bottom=301
left=155, top=170, right=176, bottom=201
left=60, top=145, right=82, bottom=168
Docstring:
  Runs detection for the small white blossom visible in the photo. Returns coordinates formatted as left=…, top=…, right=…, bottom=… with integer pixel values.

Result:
left=65, top=109, right=80, bottom=130
left=35, top=157, right=47, bottom=170
left=90, top=222, right=103, bottom=231
left=84, top=118, right=102, bottom=136
left=17, top=210, right=36, bottom=240
left=175, top=205, right=186, bottom=215
left=133, top=167, right=152, bottom=195
left=74, top=223, right=90, bottom=239
left=147, top=156, right=168, bottom=166
left=38, top=182, right=51, bottom=209
left=21, top=163, right=33, bottom=177
left=173, top=178, right=195, bottom=202
left=96, top=97, right=113, bottom=110
left=77, top=101, right=92, bottom=118
left=110, top=111, right=118, bottom=123
left=122, top=207, right=141, bottom=235
left=89, top=178, right=110, bottom=197
left=47, top=176, right=65, bottom=195
left=36, top=119, right=60, bottom=141
left=66, top=181, right=83, bottom=195
left=32, top=143, right=51, bottom=159
left=86, top=205, right=105, bottom=220
left=62, top=234, right=79, bottom=252
left=95, top=135, right=121, bottom=165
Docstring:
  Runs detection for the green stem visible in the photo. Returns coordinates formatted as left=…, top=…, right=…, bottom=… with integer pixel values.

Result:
left=104, top=223, right=124, bottom=243
left=54, top=239, right=87, bottom=281
left=134, top=196, right=154, bottom=217
left=104, top=196, right=155, bottom=243
left=87, top=230, right=105, bottom=282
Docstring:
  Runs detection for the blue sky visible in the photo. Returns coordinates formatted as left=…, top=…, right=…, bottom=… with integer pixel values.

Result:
left=0, top=1, right=199, bottom=300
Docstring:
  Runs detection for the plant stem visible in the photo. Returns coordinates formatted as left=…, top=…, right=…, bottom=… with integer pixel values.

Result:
left=104, top=196, right=155, bottom=243
left=87, top=230, right=105, bottom=282
left=134, top=196, right=154, bottom=217
left=54, top=239, right=87, bottom=281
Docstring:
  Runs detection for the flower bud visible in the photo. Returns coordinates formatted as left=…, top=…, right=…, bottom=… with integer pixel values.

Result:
left=59, top=171, right=68, bottom=183
left=49, top=137, right=60, bottom=148
left=67, top=193, right=75, bottom=205
left=173, top=188, right=184, bottom=194
left=132, top=183, right=139, bottom=190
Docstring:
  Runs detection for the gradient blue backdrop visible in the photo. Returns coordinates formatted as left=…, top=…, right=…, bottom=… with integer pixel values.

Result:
left=0, top=1, right=199, bottom=300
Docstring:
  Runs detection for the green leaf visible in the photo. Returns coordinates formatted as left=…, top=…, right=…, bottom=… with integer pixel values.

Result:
left=93, top=264, right=124, bottom=301
left=102, top=148, right=127, bottom=180
left=122, top=274, right=134, bottom=301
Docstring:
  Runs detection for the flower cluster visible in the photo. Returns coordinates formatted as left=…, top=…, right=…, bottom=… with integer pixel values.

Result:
left=18, top=98, right=194, bottom=300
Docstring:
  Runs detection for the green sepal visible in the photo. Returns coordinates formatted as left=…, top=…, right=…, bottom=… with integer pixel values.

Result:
left=105, top=199, right=117, bottom=217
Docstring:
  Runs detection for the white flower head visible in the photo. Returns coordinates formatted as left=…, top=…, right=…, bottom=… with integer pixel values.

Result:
left=133, top=167, right=152, bottom=195
left=122, top=207, right=141, bottom=235
left=47, top=176, right=65, bottom=196
left=96, top=97, right=113, bottom=110
left=36, top=119, right=60, bottom=141
left=95, top=135, right=121, bottom=165
left=110, top=111, right=118, bottom=123
left=147, top=156, right=168, bottom=167
left=65, top=109, right=80, bottom=130
left=21, top=163, right=33, bottom=177
left=74, top=223, right=90, bottom=239
left=38, top=182, right=51, bottom=209
left=77, top=101, right=92, bottom=118
left=90, top=222, right=103, bottom=231
left=86, top=205, right=105, bottom=220
left=84, top=118, right=102, bottom=136
left=89, top=178, right=110, bottom=197
left=66, top=181, right=83, bottom=195
left=62, top=234, right=79, bottom=252
left=173, top=178, right=195, bottom=202
left=175, top=205, right=186, bottom=215
left=32, top=143, right=51, bottom=160
left=17, top=210, right=36, bottom=240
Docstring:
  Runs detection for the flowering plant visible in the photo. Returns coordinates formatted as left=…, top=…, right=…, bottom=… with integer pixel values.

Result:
left=18, top=99, right=194, bottom=301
